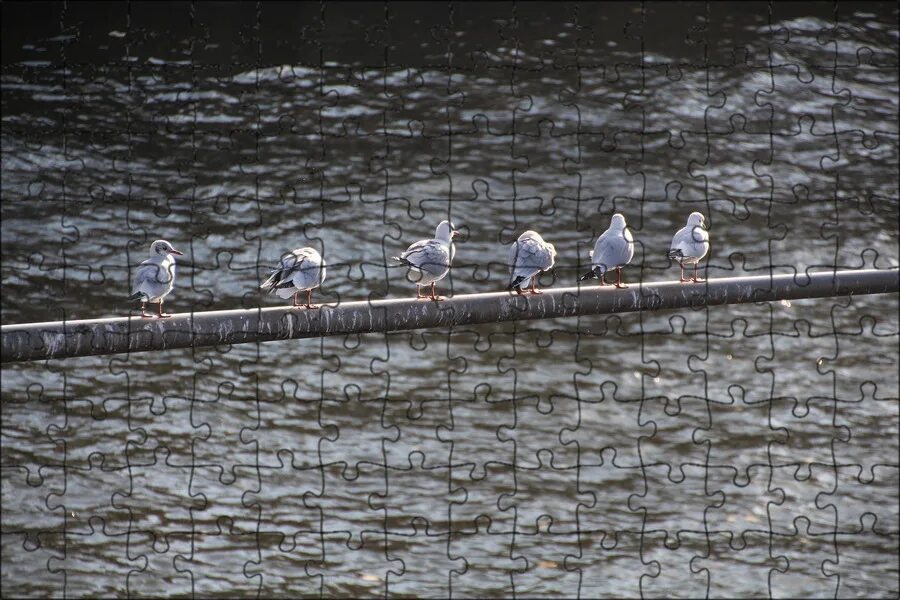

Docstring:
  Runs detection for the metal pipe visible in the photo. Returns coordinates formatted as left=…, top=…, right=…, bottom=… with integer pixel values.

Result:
left=2, top=269, right=897, bottom=363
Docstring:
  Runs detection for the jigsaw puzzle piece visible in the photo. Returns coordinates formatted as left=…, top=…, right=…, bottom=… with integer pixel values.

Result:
left=824, top=517, right=900, bottom=599
left=306, top=530, right=403, bottom=596
left=630, top=464, right=724, bottom=548
left=171, top=525, right=263, bottom=597
left=510, top=521, right=581, bottom=597
left=1, top=366, right=66, bottom=484
left=378, top=448, right=464, bottom=536
left=448, top=462, right=516, bottom=535
left=447, top=529, right=527, bottom=597
left=498, top=450, right=589, bottom=536
left=45, top=455, right=131, bottom=536
left=769, top=463, right=838, bottom=536
left=705, top=464, right=783, bottom=547
left=573, top=315, right=653, bottom=470
left=0, top=528, right=65, bottom=596
left=384, top=530, right=464, bottom=598
left=571, top=530, right=656, bottom=598
left=576, top=448, right=646, bottom=549
left=698, top=531, right=785, bottom=597
left=47, top=525, right=144, bottom=597
left=124, top=530, right=193, bottom=598
left=817, top=464, right=899, bottom=535
left=769, top=516, right=838, bottom=598
left=640, top=531, right=712, bottom=599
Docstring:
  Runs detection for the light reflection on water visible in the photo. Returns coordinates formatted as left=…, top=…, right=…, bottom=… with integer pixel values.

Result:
left=2, top=2, right=899, bottom=597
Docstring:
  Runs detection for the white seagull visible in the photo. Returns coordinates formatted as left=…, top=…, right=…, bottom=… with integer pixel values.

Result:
left=580, top=213, right=635, bottom=288
left=667, top=211, right=709, bottom=283
left=260, top=247, right=327, bottom=308
left=508, top=230, right=556, bottom=294
left=129, top=239, right=183, bottom=318
left=393, top=220, right=460, bottom=301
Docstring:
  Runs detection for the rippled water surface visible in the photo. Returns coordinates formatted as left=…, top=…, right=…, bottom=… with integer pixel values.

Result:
left=2, top=2, right=899, bottom=598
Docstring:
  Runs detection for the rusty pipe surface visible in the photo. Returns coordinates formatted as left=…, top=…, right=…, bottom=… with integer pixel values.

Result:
left=2, top=269, right=897, bottom=363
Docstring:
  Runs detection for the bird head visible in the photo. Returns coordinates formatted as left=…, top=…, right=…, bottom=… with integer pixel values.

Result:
left=151, top=240, right=183, bottom=256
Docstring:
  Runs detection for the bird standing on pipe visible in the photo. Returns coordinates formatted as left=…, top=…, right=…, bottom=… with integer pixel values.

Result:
left=581, top=213, right=635, bottom=288
left=129, top=239, right=183, bottom=318
left=508, top=230, right=556, bottom=294
left=667, top=212, right=710, bottom=283
left=393, top=220, right=461, bottom=301
left=260, top=247, right=327, bottom=309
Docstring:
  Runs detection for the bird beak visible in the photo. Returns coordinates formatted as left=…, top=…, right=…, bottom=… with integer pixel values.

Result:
left=171, top=249, right=184, bottom=256
left=451, top=230, right=461, bottom=240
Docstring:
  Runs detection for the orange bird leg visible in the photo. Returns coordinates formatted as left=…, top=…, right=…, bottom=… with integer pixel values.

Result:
left=692, top=263, right=705, bottom=283
left=157, top=301, right=171, bottom=319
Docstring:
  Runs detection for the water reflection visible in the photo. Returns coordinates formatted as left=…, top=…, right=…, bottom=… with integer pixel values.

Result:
left=2, top=2, right=898, bottom=597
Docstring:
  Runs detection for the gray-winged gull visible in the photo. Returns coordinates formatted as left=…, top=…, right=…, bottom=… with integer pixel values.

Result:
left=260, top=247, right=327, bottom=308
left=580, top=213, right=635, bottom=288
left=393, top=219, right=460, bottom=301
left=667, top=212, right=709, bottom=282
left=129, top=239, right=184, bottom=318
left=508, top=230, right=556, bottom=294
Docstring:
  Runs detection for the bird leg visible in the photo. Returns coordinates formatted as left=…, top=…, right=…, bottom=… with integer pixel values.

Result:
left=514, top=286, right=527, bottom=295
left=305, top=288, right=318, bottom=309
left=415, top=284, right=426, bottom=300
left=157, top=301, right=171, bottom=319
left=292, top=291, right=301, bottom=307
left=428, top=281, right=444, bottom=301
left=529, top=279, right=542, bottom=295
left=614, top=267, right=628, bottom=289
left=679, top=263, right=690, bottom=283
left=140, top=302, right=154, bottom=319
left=599, top=272, right=608, bottom=286
left=691, top=263, right=705, bottom=283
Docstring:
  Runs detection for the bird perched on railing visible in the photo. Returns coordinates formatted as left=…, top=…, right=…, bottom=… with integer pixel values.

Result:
left=580, top=213, right=635, bottom=288
left=667, top=212, right=709, bottom=283
left=129, top=239, right=183, bottom=318
left=393, top=219, right=460, bottom=301
left=508, top=230, right=556, bottom=294
left=260, top=247, right=327, bottom=308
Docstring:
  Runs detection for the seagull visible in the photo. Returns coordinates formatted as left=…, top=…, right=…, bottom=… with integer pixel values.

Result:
left=508, top=230, right=556, bottom=294
left=580, top=213, right=635, bottom=288
left=393, top=220, right=460, bottom=301
left=129, top=239, right=183, bottom=318
left=667, top=212, right=709, bottom=283
left=260, top=247, right=326, bottom=308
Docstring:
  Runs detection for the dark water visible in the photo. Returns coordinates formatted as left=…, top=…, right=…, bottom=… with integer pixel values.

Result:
left=2, top=2, right=899, bottom=597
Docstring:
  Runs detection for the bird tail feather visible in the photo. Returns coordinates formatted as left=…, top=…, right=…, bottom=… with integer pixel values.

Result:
left=128, top=292, right=145, bottom=301
left=667, top=249, right=683, bottom=260
left=508, top=275, right=527, bottom=290
left=259, top=271, right=280, bottom=292
left=579, top=269, right=598, bottom=281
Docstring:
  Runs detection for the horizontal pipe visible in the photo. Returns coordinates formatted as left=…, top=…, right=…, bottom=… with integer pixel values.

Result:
left=1, top=269, right=897, bottom=363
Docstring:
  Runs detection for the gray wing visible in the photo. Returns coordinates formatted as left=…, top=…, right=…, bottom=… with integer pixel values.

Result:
left=592, top=228, right=633, bottom=272
left=131, top=258, right=173, bottom=299
left=400, top=239, right=450, bottom=276
left=670, top=225, right=709, bottom=260
left=262, top=248, right=324, bottom=291
left=509, top=236, right=550, bottom=274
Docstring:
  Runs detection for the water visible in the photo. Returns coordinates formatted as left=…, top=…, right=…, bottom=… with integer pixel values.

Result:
left=2, top=2, right=898, bottom=597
